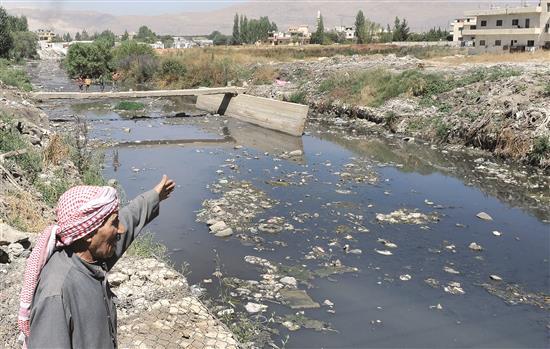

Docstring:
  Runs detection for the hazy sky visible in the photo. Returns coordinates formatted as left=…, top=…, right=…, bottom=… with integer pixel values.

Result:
left=1, top=0, right=242, bottom=15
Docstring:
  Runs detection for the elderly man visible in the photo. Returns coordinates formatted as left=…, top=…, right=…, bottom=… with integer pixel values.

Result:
left=18, top=175, right=176, bottom=348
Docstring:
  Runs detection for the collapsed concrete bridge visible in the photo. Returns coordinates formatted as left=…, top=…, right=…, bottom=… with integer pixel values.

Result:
left=30, top=87, right=308, bottom=137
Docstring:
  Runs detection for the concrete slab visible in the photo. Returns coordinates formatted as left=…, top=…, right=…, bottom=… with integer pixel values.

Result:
left=196, top=94, right=308, bottom=137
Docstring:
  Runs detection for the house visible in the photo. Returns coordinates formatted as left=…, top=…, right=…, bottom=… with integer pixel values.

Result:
left=268, top=31, right=293, bottom=45
left=461, top=0, right=550, bottom=53
left=150, top=41, right=165, bottom=49
left=173, top=36, right=196, bottom=49
left=334, top=26, right=356, bottom=40
left=288, top=25, right=311, bottom=38
left=451, top=17, right=477, bottom=47
left=36, top=29, right=56, bottom=42
left=193, top=39, right=214, bottom=47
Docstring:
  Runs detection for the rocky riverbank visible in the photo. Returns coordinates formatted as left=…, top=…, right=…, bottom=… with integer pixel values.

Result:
left=246, top=53, right=550, bottom=169
left=0, top=82, right=239, bottom=348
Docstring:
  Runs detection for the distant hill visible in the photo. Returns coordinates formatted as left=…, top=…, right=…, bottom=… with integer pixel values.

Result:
left=5, top=1, right=532, bottom=36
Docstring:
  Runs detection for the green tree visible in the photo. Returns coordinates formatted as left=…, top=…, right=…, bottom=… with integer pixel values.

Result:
left=311, top=14, right=325, bottom=44
left=9, top=31, right=38, bottom=60
left=121, top=30, right=129, bottom=41
left=7, top=15, right=28, bottom=32
left=112, top=40, right=158, bottom=84
left=81, top=30, right=90, bottom=40
left=51, top=34, right=64, bottom=43
left=0, top=8, right=14, bottom=58
left=232, top=13, right=240, bottom=45
left=64, top=42, right=112, bottom=78
left=63, top=33, right=73, bottom=42
left=95, top=30, right=116, bottom=47
left=392, top=17, right=410, bottom=41
left=75, top=32, right=82, bottom=41
left=208, top=31, right=230, bottom=45
left=355, top=10, right=366, bottom=44
left=241, top=16, right=249, bottom=44
left=135, top=25, right=157, bottom=43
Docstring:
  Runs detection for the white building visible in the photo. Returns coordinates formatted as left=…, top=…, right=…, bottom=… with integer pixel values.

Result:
left=451, top=17, right=477, bottom=46
left=173, top=37, right=196, bottom=49
left=460, top=0, right=550, bottom=53
left=334, top=26, right=356, bottom=40
left=288, top=25, right=311, bottom=38
left=150, top=41, right=165, bottom=49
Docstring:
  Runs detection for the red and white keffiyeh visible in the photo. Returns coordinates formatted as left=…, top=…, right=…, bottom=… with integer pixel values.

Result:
left=18, top=185, right=119, bottom=341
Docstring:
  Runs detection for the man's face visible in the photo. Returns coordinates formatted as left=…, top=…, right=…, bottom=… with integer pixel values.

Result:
left=88, top=212, right=125, bottom=260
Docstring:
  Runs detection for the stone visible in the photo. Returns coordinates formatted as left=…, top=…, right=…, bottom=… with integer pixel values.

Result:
left=209, top=221, right=228, bottom=233
left=288, top=150, right=303, bottom=157
left=399, top=274, right=412, bottom=281
left=0, top=223, right=30, bottom=246
left=108, top=271, right=129, bottom=286
left=492, top=230, right=502, bottom=236
left=375, top=249, right=393, bottom=256
left=244, top=302, right=267, bottom=313
left=214, top=228, right=233, bottom=237
left=8, top=243, right=24, bottom=257
left=280, top=276, right=297, bottom=287
left=490, top=274, right=503, bottom=281
left=282, top=321, right=301, bottom=331
left=476, top=212, right=493, bottom=221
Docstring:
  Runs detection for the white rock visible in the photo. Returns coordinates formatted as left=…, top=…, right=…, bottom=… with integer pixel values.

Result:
left=375, top=249, right=393, bottom=256
left=492, top=231, right=502, bottom=236
left=209, top=221, right=228, bottom=233
left=0, top=223, right=30, bottom=245
left=399, top=274, right=412, bottom=281
left=469, top=242, right=483, bottom=251
left=490, top=274, right=503, bottom=281
left=244, top=302, right=267, bottom=313
left=215, top=228, right=233, bottom=237
left=323, top=299, right=334, bottom=307
left=280, top=276, right=297, bottom=287
left=289, top=150, right=303, bottom=157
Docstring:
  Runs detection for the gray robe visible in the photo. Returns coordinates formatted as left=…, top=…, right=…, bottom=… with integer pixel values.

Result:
left=28, top=190, right=160, bottom=349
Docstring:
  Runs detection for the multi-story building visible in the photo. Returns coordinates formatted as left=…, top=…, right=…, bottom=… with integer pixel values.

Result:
left=451, top=17, right=477, bottom=46
left=334, top=26, right=356, bottom=40
left=288, top=25, right=310, bottom=38
left=36, top=29, right=56, bottom=42
left=460, top=0, right=550, bottom=53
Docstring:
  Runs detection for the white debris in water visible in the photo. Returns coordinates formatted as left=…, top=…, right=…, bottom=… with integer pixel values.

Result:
left=490, top=274, right=503, bottom=281
left=476, top=212, right=493, bottom=221
left=375, top=249, right=393, bottom=256
left=469, top=242, right=483, bottom=251
left=245, top=302, right=267, bottom=313
left=376, top=209, right=438, bottom=225
left=377, top=238, right=398, bottom=249
left=443, top=266, right=460, bottom=275
left=429, top=303, right=443, bottom=310
left=444, top=282, right=465, bottom=295
left=399, top=274, right=412, bottom=281
left=492, top=230, right=502, bottom=236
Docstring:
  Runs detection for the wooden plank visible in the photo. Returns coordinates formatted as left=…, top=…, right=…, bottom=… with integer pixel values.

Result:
left=196, top=94, right=308, bottom=137
left=31, top=87, right=246, bottom=101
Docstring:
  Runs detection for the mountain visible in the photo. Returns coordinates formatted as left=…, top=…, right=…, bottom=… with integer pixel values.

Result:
left=5, top=1, right=525, bottom=35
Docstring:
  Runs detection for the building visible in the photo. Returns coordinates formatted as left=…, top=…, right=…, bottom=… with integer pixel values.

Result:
left=150, top=41, right=165, bottom=49
left=451, top=17, right=477, bottom=46
left=288, top=25, right=310, bottom=37
left=334, top=26, right=356, bottom=40
left=460, top=0, right=550, bottom=53
left=36, top=29, right=56, bottom=42
left=173, top=37, right=196, bottom=49
left=268, top=31, right=293, bottom=45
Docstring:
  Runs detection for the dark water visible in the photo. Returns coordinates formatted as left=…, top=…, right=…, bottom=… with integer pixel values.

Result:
left=33, top=60, right=550, bottom=348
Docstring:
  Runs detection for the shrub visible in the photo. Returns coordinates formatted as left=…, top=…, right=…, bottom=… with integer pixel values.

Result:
left=285, top=90, right=307, bottom=105
left=528, top=136, right=549, bottom=166
left=114, top=101, right=145, bottom=111
left=127, top=231, right=167, bottom=260
left=159, top=58, right=186, bottom=85
left=9, top=31, right=38, bottom=60
left=0, top=58, right=32, bottom=91
left=64, top=42, right=112, bottom=78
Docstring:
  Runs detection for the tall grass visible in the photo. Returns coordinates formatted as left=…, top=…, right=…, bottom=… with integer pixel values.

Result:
left=318, top=66, right=521, bottom=107
left=0, top=59, right=32, bottom=91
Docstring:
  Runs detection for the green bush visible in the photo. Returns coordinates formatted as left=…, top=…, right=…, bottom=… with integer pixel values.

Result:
left=528, top=136, right=549, bottom=166
left=114, top=101, right=145, bottom=111
left=127, top=231, right=167, bottom=260
left=0, top=59, right=32, bottom=91
left=286, top=90, right=307, bottom=105
left=159, top=58, right=186, bottom=84
left=35, top=169, right=72, bottom=206
left=0, top=113, right=42, bottom=181
left=9, top=31, right=38, bottom=61
left=64, top=42, right=112, bottom=78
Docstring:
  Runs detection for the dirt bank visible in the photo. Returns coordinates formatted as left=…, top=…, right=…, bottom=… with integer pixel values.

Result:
left=246, top=53, right=550, bottom=169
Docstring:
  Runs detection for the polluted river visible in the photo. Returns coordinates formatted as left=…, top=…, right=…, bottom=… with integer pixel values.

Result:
left=29, top=60, right=549, bottom=348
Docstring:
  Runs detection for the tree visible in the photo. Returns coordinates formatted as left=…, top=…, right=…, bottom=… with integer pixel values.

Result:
left=75, top=32, right=82, bottom=41
left=208, top=31, right=230, bottom=45
left=10, top=31, right=38, bottom=60
left=392, top=17, right=410, bottom=41
left=63, top=33, right=73, bottom=42
left=135, top=25, right=157, bottom=43
left=311, top=14, right=325, bottom=44
left=121, top=30, right=129, bottom=41
left=7, top=14, right=28, bottom=32
left=232, top=13, right=240, bottom=45
left=51, top=34, right=64, bottom=43
left=95, top=30, right=116, bottom=47
left=355, top=10, right=366, bottom=44
left=241, top=16, right=249, bottom=44
left=65, top=42, right=112, bottom=78
left=81, top=30, right=90, bottom=40
left=0, top=8, right=14, bottom=58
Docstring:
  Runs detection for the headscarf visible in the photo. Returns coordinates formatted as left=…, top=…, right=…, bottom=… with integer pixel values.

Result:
left=18, top=185, right=119, bottom=340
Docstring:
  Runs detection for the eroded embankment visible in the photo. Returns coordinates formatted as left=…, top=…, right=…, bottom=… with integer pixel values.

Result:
left=246, top=54, right=550, bottom=169
left=0, top=82, right=239, bottom=348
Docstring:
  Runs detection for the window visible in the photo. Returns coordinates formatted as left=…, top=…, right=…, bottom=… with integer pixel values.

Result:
left=495, top=40, right=501, bottom=46
left=527, top=40, right=535, bottom=47
left=481, top=20, right=487, bottom=27
left=548, top=3, right=550, bottom=12
left=479, top=40, right=486, bottom=46
left=525, top=18, right=530, bottom=28
left=546, top=23, right=549, bottom=33
left=496, top=20, right=503, bottom=26
left=512, top=19, right=519, bottom=26
left=471, top=25, right=477, bottom=30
